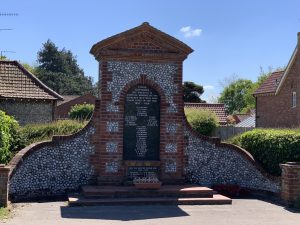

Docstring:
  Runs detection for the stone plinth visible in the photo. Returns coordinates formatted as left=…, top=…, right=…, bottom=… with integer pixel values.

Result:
left=0, top=164, right=10, bottom=206
left=280, top=162, right=300, bottom=206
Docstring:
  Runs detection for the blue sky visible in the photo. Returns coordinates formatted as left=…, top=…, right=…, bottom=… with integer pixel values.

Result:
left=1, top=0, right=300, bottom=101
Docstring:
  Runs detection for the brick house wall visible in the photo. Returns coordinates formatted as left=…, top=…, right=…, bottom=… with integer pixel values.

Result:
left=255, top=33, right=300, bottom=128
left=55, top=93, right=97, bottom=119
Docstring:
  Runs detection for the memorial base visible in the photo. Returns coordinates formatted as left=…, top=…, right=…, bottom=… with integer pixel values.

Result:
left=134, top=182, right=162, bottom=190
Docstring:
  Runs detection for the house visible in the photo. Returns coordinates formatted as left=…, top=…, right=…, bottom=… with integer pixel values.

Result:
left=55, top=93, right=97, bottom=119
left=184, top=103, right=227, bottom=125
left=254, top=33, right=300, bottom=128
left=0, top=60, right=63, bottom=125
left=235, top=114, right=255, bottom=128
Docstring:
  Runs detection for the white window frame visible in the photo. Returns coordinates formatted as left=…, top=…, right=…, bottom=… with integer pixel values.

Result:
left=292, top=92, right=296, bottom=108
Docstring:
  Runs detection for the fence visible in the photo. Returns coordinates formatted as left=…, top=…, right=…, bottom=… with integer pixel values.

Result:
left=212, top=126, right=254, bottom=141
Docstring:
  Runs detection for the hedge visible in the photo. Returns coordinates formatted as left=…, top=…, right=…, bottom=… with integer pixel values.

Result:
left=231, top=129, right=300, bottom=176
left=0, top=111, right=23, bottom=164
left=0, top=119, right=87, bottom=164
left=185, top=108, right=218, bottom=136
left=69, top=103, right=94, bottom=120
left=20, top=120, right=87, bottom=146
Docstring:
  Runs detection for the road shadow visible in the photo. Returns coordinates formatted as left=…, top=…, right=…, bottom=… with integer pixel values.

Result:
left=60, top=205, right=189, bottom=221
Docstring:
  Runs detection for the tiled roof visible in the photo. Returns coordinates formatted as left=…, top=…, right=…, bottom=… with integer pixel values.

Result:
left=0, top=60, right=63, bottom=100
left=184, top=103, right=227, bottom=125
left=253, top=71, right=284, bottom=95
left=57, top=95, right=80, bottom=106
left=235, top=114, right=255, bottom=128
left=232, top=114, right=251, bottom=123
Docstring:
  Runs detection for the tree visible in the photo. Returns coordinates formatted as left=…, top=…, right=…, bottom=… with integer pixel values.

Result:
left=36, top=40, right=94, bottom=95
left=183, top=81, right=205, bottom=103
left=218, top=79, right=254, bottom=114
left=22, top=63, right=37, bottom=74
left=219, top=66, right=286, bottom=114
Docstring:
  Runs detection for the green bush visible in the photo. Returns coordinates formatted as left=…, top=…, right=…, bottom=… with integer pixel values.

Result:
left=20, top=120, right=87, bottom=145
left=232, top=129, right=300, bottom=176
left=0, top=111, right=23, bottom=164
left=0, top=116, right=86, bottom=164
left=69, top=103, right=94, bottom=120
left=185, top=108, right=218, bottom=136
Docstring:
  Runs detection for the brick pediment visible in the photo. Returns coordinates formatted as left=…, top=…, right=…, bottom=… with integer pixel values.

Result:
left=108, top=32, right=179, bottom=53
left=90, top=22, right=193, bottom=61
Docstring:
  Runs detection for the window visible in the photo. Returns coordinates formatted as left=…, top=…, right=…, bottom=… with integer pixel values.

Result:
left=292, top=92, right=296, bottom=108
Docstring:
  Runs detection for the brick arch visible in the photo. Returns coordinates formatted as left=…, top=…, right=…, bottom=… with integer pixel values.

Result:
left=118, top=75, right=169, bottom=170
left=118, top=74, right=168, bottom=112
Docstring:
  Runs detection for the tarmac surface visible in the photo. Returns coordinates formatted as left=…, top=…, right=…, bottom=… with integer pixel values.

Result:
left=2, top=198, right=300, bottom=225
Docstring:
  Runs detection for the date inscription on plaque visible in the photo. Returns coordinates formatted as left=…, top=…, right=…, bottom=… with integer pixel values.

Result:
left=123, top=85, right=160, bottom=160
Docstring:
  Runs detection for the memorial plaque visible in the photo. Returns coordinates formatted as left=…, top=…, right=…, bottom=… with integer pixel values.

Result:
left=123, top=85, right=160, bottom=160
left=127, top=166, right=160, bottom=179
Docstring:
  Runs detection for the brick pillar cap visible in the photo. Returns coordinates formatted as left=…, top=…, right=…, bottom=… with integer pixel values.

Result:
left=0, top=165, right=10, bottom=171
left=286, top=161, right=300, bottom=165
left=280, top=161, right=300, bottom=168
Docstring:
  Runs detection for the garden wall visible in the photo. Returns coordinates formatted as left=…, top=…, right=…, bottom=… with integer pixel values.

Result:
left=184, top=120, right=280, bottom=193
left=5, top=104, right=281, bottom=202
left=8, top=122, right=96, bottom=202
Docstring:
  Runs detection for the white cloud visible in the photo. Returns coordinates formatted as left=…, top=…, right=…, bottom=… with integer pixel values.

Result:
left=180, top=26, right=202, bottom=38
left=202, top=85, right=218, bottom=103
left=203, top=85, right=214, bottom=90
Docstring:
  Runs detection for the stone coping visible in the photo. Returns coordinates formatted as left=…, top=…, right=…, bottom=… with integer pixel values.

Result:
left=280, top=162, right=300, bottom=168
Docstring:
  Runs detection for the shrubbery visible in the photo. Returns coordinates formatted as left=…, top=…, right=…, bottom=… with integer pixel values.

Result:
left=0, top=116, right=86, bottom=164
left=20, top=120, right=87, bottom=146
left=230, top=129, right=300, bottom=176
left=69, top=103, right=94, bottom=120
left=0, top=111, right=23, bottom=164
left=185, top=108, right=218, bottom=136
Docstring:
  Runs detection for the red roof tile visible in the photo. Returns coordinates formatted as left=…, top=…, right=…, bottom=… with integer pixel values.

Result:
left=184, top=103, right=227, bottom=125
left=0, top=60, right=63, bottom=100
left=253, top=71, right=284, bottom=95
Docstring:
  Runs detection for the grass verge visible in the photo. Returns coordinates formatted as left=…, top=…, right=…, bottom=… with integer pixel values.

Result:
left=0, top=207, right=10, bottom=220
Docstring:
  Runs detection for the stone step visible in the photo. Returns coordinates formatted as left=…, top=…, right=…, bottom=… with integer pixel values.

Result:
left=68, top=194, right=232, bottom=206
left=81, top=185, right=214, bottom=199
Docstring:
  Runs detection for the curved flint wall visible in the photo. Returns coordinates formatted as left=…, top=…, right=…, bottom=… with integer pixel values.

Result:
left=183, top=118, right=280, bottom=193
left=8, top=119, right=96, bottom=202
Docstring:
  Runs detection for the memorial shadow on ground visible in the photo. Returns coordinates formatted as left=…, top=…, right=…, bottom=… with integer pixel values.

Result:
left=60, top=205, right=189, bottom=221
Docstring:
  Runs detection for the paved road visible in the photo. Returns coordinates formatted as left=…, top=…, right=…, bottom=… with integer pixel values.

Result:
left=2, top=199, right=300, bottom=225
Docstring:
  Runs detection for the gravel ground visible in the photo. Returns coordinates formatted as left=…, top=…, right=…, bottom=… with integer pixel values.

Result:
left=2, top=199, right=300, bottom=225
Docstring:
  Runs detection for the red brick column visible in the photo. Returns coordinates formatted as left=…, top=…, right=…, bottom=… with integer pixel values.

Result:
left=0, top=164, right=10, bottom=206
left=280, top=162, right=300, bottom=206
